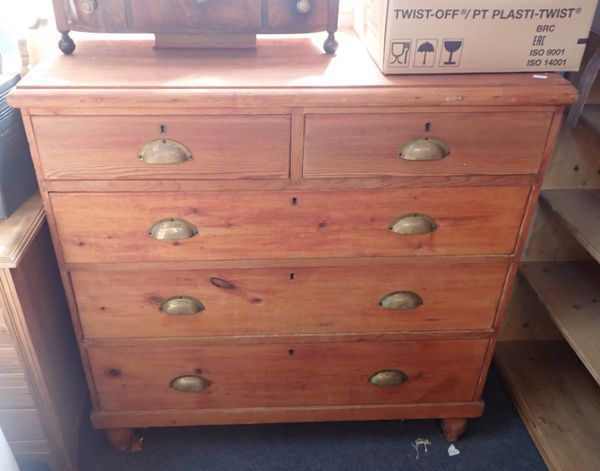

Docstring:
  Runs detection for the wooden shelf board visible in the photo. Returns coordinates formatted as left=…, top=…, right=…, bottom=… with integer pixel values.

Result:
left=521, top=261, right=600, bottom=386
left=580, top=104, right=600, bottom=134
left=495, top=340, right=600, bottom=471
left=540, top=190, right=600, bottom=263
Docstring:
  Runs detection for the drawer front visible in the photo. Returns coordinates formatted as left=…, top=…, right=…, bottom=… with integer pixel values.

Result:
left=72, top=260, right=508, bottom=339
left=33, top=115, right=290, bottom=180
left=130, top=0, right=262, bottom=30
left=89, top=339, right=488, bottom=411
left=67, top=0, right=127, bottom=31
left=267, top=0, right=329, bottom=32
left=51, top=187, right=529, bottom=264
left=304, top=112, right=553, bottom=178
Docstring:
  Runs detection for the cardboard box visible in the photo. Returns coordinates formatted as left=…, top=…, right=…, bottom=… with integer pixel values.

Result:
left=354, top=0, right=599, bottom=74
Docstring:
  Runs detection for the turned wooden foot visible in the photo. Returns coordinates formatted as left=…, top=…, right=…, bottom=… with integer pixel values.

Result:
left=324, top=32, right=338, bottom=54
left=105, top=428, right=135, bottom=450
left=441, top=418, right=467, bottom=442
left=58, top=32, right=76, bottom=55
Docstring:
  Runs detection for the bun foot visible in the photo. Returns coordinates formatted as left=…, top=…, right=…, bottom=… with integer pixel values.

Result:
left=59, top=32, right=76, bottom=55
left=441, top=418, right=467, bottom=442
left=324, top=32, right=338, bottom=55
left=105, top=428, right=136, bottom=451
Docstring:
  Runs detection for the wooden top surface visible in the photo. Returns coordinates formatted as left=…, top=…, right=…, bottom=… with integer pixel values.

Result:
left=10, top=31, right=577, bottom=109
left=0, top=193, right=45, bottom=268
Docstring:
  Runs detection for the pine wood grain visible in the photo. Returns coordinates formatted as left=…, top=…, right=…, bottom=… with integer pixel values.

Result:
left=8, top=33, right=577, bottom=109
left=496, top=341, right=600, bottom=471
left=71, top=260, right=509, bottom=339
left=88, top=339, right=488, bottom=411
left=33, top=115, right=291, bottom=180
left=521, top=262, right=600, bottom=386
left=91, top=401, right=485, bottom=429
left=540, top=190, right=600, bottom=263
left=50, top=187, right=529, bottom=264
left=304, top=112, right=553, bottom=178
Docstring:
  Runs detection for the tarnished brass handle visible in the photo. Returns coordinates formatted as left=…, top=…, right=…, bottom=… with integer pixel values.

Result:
left=390, top=214, right=437, bottom=235
left=138, top=139, right=192, bottom=165
left=369, top=370, right=408, bottom=387
left=160, top=296, right=205, bottom=316
left=379, top=291, right=423, bottom=310
left=80, top=0, right=97, bottom=14
left=170, top=375, right=212, bottom=392
left=398, top=138, right=450, bottom=161
left=149, top=218, right=198, bottom=241
left=296, top=0, right=311, bottom=13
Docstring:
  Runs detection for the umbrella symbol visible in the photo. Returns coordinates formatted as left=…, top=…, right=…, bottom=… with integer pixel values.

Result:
left=417, top=41, right=435, bottom=65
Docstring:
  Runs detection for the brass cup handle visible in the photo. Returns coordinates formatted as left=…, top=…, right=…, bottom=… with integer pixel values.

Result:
left=80, top=0, right=97, bottom=14
left=149, top=218, right=198, bottom=241
left=369, top=370, right=408, bottom=387
left=389, top=213, right=437, bottom=235
left=138, top=139, right=193, bottom=165
left=170, top=375, right=212, bottom=392
left=398, top=138, right=450, bottom=161
left=379, top=291, right=423, bottom=310
left=296, top=0, right=311, bottom=14
left=160, top=296, right=205, bottom=316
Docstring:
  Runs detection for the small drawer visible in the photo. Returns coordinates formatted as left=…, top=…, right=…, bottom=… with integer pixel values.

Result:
left=89, top=339, right=488, bottom=411
left=72, top=260, right=508, bottom=339
left=67, top=0, right=127, bottom=31
left=130, top=0, right=262, bottom=30
left=304, top=112, right=553, bottom=178
left=267, top=0, right=329, bottom=32
left=51, top=186, right=529, bottom=264
left=33, top=115, right=291, bottom=180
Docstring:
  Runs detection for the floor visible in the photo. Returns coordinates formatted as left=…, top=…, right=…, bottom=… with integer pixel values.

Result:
left=20, top=363, right=548, bottom=471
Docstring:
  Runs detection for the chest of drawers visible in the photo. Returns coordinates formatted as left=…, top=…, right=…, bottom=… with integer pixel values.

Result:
left=9, top=32, right=576, bottom=449
left=52, top=0, right=340, bottom=54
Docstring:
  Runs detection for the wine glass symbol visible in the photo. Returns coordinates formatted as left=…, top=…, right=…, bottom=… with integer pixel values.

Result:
left=443, top=40, right=463, bottom=65
left=390, top=41, right=411, bottom=65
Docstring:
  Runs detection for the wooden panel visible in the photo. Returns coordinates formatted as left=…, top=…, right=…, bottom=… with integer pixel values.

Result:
left=521, top=262, right=600, bottom=385
left=498, top=274, right=562, bottom=342
left=92, top=401, right=485, bottom=429
left=0, top=347, right=24, bottom=375
left=89, top=339, right=488, bottom=411
left=8, top=439, right=50, bottom=458
left=0, top=374, right=35, bottom=409
left=33, top=115, right=291, bottom=180
left=304, top=112, right=553, bottom=178
left=496, top=341, right=600, bottom=471
left=0, top=410, right=45, bottom=441
left=10, top=33, right=576, bottom=108
left=130, top=0, right=261, bottom=30
left=540, top=190, right=600, bottom=263
left=267, top=0, right=328, bottom=32
left=67, top=0, right=127, bottom=31
left=0, top=194, right=44, bottom=268
left=51, top=187, right=529, bottom=263
left=72, top=260, right=509, bottom=339
left=7, top=224, right=87, bottom=471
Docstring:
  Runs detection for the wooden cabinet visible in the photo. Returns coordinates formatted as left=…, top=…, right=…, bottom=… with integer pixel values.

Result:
left=52, top=0, right=340, bottom=54
left=0, top=194, right=87, bottom=470
left=8, top=32, right=575, bottom=450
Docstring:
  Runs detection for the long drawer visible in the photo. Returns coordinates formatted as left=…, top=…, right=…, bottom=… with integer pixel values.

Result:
left=89, top=339, right=488, bottom=411
left=304, top=112, right=553, bottom=178
left=33, top=115, right=291, bottom=180
left=72, top=260, right=508, bottom=339
left=51, top=187, right=529, bottom=263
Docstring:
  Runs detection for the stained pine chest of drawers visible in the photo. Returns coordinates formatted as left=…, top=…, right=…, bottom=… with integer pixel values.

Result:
left=8, top=32, right=576, bottom=448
